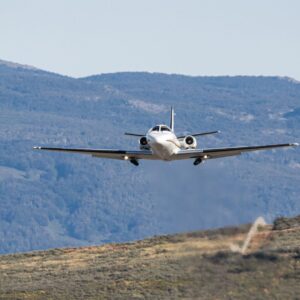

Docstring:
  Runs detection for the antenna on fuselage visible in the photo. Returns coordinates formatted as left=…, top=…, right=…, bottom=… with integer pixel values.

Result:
left=170, top=107, right=175, bottom=132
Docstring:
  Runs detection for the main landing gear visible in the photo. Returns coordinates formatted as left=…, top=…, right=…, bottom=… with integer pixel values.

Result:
left=193, top=158, right=202, bottom=166
left=130, top=158, right=139, bottom=166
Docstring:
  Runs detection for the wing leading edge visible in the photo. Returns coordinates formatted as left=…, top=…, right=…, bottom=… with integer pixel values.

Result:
left=175, top=143, right=298, bottom=160
left=33, top=147, right=156, bottom=160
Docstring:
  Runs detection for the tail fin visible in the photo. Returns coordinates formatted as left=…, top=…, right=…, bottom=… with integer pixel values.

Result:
left=170, top=107, right=175, bottom=132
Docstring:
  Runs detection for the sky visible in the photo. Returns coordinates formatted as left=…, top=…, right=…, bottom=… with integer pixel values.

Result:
left=1, top=0, right=300, bottom=79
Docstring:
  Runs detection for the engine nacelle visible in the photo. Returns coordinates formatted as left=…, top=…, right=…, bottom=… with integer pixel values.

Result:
left=139, top=136, right=150, bottom=150
left=182, top=135, right=197, bottom=149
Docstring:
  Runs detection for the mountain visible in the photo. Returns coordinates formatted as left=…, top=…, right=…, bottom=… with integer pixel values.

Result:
left=0, top=215, right=299, bottom=299
left=0, top=59, right=299, bottom=254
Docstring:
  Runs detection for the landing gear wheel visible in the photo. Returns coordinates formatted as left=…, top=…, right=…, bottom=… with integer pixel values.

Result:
left=130, top=159, right=139, bottom=166
left=193, top=158, right=202, bottom=166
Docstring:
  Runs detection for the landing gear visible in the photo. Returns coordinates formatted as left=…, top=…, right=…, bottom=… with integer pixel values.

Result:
left=130, top=158, right=139, bottom=166
left=193, top=158, right=202, bottom=166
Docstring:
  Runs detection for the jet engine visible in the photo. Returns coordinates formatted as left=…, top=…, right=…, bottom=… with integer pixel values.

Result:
left=182, top=135, right=197, bottom=149
left=139, top=136, right=150, bottom=150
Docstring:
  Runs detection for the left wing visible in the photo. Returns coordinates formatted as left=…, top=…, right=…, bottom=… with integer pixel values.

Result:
left=33, top=147, right=156, bottom=160
left=175, top=143, right=298, bottom=160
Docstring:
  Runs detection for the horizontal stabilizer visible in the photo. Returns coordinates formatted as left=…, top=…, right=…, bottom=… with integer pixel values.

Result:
left=177, top=130, right=220, bottom=139
left=124, top=132, right=145, bottom=137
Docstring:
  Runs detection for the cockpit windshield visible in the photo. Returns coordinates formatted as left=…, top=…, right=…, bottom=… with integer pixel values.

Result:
left=151, top=125, right=171, bottom=132
left=151, top=126, right=160, bottom=132
left=161, top=126, right=171, bottom=132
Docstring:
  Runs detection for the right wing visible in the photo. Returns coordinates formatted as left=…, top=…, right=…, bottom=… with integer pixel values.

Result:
left=175, top=143, right=298, bottom=160
left=33, top=147, right=156, bottom=160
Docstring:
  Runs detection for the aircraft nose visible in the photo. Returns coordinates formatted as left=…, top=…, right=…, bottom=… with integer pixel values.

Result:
left=148, top=134, right=162, bottom=144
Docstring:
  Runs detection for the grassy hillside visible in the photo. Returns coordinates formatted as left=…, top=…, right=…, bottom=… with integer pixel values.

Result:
left=0, top=215, right=299, bottom=299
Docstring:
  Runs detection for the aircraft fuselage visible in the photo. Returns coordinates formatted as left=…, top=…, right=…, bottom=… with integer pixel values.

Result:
left=146, top=125, right=181, bottom=161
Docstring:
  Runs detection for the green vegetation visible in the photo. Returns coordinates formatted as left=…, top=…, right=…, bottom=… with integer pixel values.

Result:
left=0, top=60, right=299, bottom=254
left=0, top=215, right=299, bottom=299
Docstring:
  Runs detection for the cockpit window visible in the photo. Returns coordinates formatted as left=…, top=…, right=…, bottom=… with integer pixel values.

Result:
left=161, top=126, right=171, bottom=132
left=151, top=126, right=160, bottom=131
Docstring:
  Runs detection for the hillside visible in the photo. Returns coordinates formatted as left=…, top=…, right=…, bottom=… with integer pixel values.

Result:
left=0, top=215, right=299, bottom=299
left=0, top=59, right=299, bottom=254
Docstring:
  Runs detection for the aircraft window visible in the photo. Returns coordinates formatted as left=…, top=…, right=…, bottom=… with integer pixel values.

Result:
left=152, top=126, right=160, bottom=131
left=161, top=126, right=171, bottom=132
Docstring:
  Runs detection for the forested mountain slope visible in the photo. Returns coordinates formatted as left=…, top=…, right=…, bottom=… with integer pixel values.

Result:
left=0, top=59, right=299, bottom=254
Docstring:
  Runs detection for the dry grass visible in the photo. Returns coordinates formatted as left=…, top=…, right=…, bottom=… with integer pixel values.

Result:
left=0, top=216, right=299, bottom=299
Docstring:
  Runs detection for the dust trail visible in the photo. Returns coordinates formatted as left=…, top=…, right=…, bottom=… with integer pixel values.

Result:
left=230, top=216, right=266, bottom=254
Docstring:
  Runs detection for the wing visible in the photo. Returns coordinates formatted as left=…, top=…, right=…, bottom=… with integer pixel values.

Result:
left=175, top=143, right=298, bottom=160
left=33, top=147, right=156, bottom=160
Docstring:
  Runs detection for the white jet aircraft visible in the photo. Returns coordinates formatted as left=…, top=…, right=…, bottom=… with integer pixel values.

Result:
left=34, top=108, right=298, bottom=166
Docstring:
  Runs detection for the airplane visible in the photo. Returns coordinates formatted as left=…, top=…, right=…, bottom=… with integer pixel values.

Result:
left=33, top=108, right=298, bottom=166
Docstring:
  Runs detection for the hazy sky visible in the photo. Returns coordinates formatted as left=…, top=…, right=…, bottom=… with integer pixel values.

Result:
left=1, top=0, right=300, bottom=79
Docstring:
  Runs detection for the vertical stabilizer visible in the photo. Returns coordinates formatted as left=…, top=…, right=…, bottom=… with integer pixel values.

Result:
left=170, top=107, right=175, bottom=132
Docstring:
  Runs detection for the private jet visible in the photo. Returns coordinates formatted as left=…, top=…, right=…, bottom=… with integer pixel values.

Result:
left=34, top=108, right=298, bottom=166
